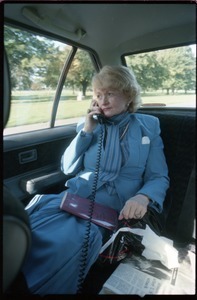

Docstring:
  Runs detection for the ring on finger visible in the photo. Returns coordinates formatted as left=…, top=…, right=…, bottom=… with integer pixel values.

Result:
left=134, top=213, right=142, bottom=219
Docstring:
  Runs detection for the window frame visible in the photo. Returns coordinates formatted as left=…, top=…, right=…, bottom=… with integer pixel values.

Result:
left=4, top=19, right=101, bottom=135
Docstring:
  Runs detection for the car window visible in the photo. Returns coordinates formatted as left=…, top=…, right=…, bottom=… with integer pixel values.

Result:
left=55, top=49, right=95, bottom=127
left=124, top=45, right=196, bottom=108
left=4, top=25, right=95, bottom=135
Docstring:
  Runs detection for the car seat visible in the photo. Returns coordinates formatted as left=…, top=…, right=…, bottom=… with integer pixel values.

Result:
left=3, top=51, right=31, bottom=292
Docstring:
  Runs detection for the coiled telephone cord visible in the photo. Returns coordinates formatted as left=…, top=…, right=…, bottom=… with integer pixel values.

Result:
left=76, top=124, right=104, bottom=293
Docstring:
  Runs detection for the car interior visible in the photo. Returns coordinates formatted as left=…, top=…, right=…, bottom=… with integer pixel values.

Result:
left=3, top=2, right=196, bottom=295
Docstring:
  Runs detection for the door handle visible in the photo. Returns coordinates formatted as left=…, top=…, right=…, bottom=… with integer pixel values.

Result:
left=18, top=149, right=37, bottom=164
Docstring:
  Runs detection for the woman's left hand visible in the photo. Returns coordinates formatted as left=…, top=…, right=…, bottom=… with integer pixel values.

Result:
left=118, top=194, right=150, bottom=220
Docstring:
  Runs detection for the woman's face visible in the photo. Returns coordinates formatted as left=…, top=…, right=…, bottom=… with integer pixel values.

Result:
left=94, top=88, right=130, bottom=118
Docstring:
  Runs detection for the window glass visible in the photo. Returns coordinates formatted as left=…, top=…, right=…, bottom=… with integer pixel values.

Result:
left=55, top=49, right=95, bottom=127
left=4, top=25, right=72, bottom=135
left=125, top=45, right=196, bottom=108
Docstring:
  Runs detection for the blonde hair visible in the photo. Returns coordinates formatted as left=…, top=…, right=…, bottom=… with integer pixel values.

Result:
left=92, top=65, right=142, bottom=112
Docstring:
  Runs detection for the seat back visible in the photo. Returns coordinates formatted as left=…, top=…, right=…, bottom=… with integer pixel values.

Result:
left=3, top=50, right=31, bottom=292
left=3, top=187, right=31, bottom=292
left=141, top=110, right=195, bottom=246
left=159, top=113, right=195, bottom=245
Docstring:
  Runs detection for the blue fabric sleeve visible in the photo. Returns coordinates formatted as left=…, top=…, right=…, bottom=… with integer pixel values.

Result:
left=136, top=117, right=169, bottom=212
left=61, top=128, right=93, bottom=176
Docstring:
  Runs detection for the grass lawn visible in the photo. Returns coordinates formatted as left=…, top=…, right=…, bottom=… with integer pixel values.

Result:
left=5, top=90, right=196, bottom=129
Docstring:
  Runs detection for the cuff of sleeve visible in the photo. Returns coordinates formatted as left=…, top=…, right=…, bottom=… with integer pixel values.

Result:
left=148, top=198, right=161, bottom=212
left=80, top=130, right=93, bottom=138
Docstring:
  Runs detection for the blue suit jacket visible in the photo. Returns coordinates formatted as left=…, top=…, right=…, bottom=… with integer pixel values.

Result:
left=61, top=113, right=169, bottom=213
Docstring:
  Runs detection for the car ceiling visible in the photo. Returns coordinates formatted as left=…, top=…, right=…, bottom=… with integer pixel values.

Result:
left=4, top=3, right=196, bottom=64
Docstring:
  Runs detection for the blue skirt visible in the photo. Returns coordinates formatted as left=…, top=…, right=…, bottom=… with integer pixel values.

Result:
left=22, top=191, right=103, bottom=295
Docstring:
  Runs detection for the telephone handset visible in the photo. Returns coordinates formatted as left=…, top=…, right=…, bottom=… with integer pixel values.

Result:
left=93, top=113, right=108, bottom=124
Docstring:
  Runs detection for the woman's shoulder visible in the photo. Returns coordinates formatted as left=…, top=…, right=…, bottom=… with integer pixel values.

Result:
left=134, top=112, right=158, bottom=123
left=131, top=113, right=160, bottom=134
left=131, top=113, right=159, bottom=126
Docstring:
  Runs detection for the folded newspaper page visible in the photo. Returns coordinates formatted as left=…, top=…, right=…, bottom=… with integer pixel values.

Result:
left=100, top=251, right=195, bottom=296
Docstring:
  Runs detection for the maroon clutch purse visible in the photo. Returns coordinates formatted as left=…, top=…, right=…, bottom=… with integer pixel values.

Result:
left=60, top=192, right=118, bottom=231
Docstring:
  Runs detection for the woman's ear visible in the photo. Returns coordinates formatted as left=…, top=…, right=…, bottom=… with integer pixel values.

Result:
left=127, top=100, right=132, bottom=107
left=127, top=100, right=133, bottom=112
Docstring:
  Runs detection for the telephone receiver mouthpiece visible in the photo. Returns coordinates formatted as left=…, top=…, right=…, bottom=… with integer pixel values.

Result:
left=93, top=114, right=107, bottom=124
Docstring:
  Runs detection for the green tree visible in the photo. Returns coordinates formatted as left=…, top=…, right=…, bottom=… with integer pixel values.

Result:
left=126, top=46, right=195, bottom=95
left=4, top=25, right=59, bottom=90
left=43, top=46, right=71, bottom=88
left=157, top=47, right=196, bottom=94
left=173, top=47, right=195, bottom=94
left=67, top=50, right=95, bottom=96
left=4, top=25, right=95, bottom=94
left=126, top=52, right=166, bottom=92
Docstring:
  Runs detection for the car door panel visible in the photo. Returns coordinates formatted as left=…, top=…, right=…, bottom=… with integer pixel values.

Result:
left=4, top=125, right=77, bottom=204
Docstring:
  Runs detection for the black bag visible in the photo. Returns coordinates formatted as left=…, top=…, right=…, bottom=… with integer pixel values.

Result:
left=99, top=207, right=164, bottom=265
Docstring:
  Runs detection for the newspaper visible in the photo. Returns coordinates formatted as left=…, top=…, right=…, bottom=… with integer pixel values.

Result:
left=100, top=250, right=195, bottom=296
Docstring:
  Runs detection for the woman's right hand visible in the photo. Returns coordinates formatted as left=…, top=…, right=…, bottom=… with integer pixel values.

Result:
left=83, top=99, right=103, bottom=133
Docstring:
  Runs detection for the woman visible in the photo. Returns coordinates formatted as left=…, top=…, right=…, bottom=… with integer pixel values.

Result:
left=22, top=66, right=169, bottom=294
